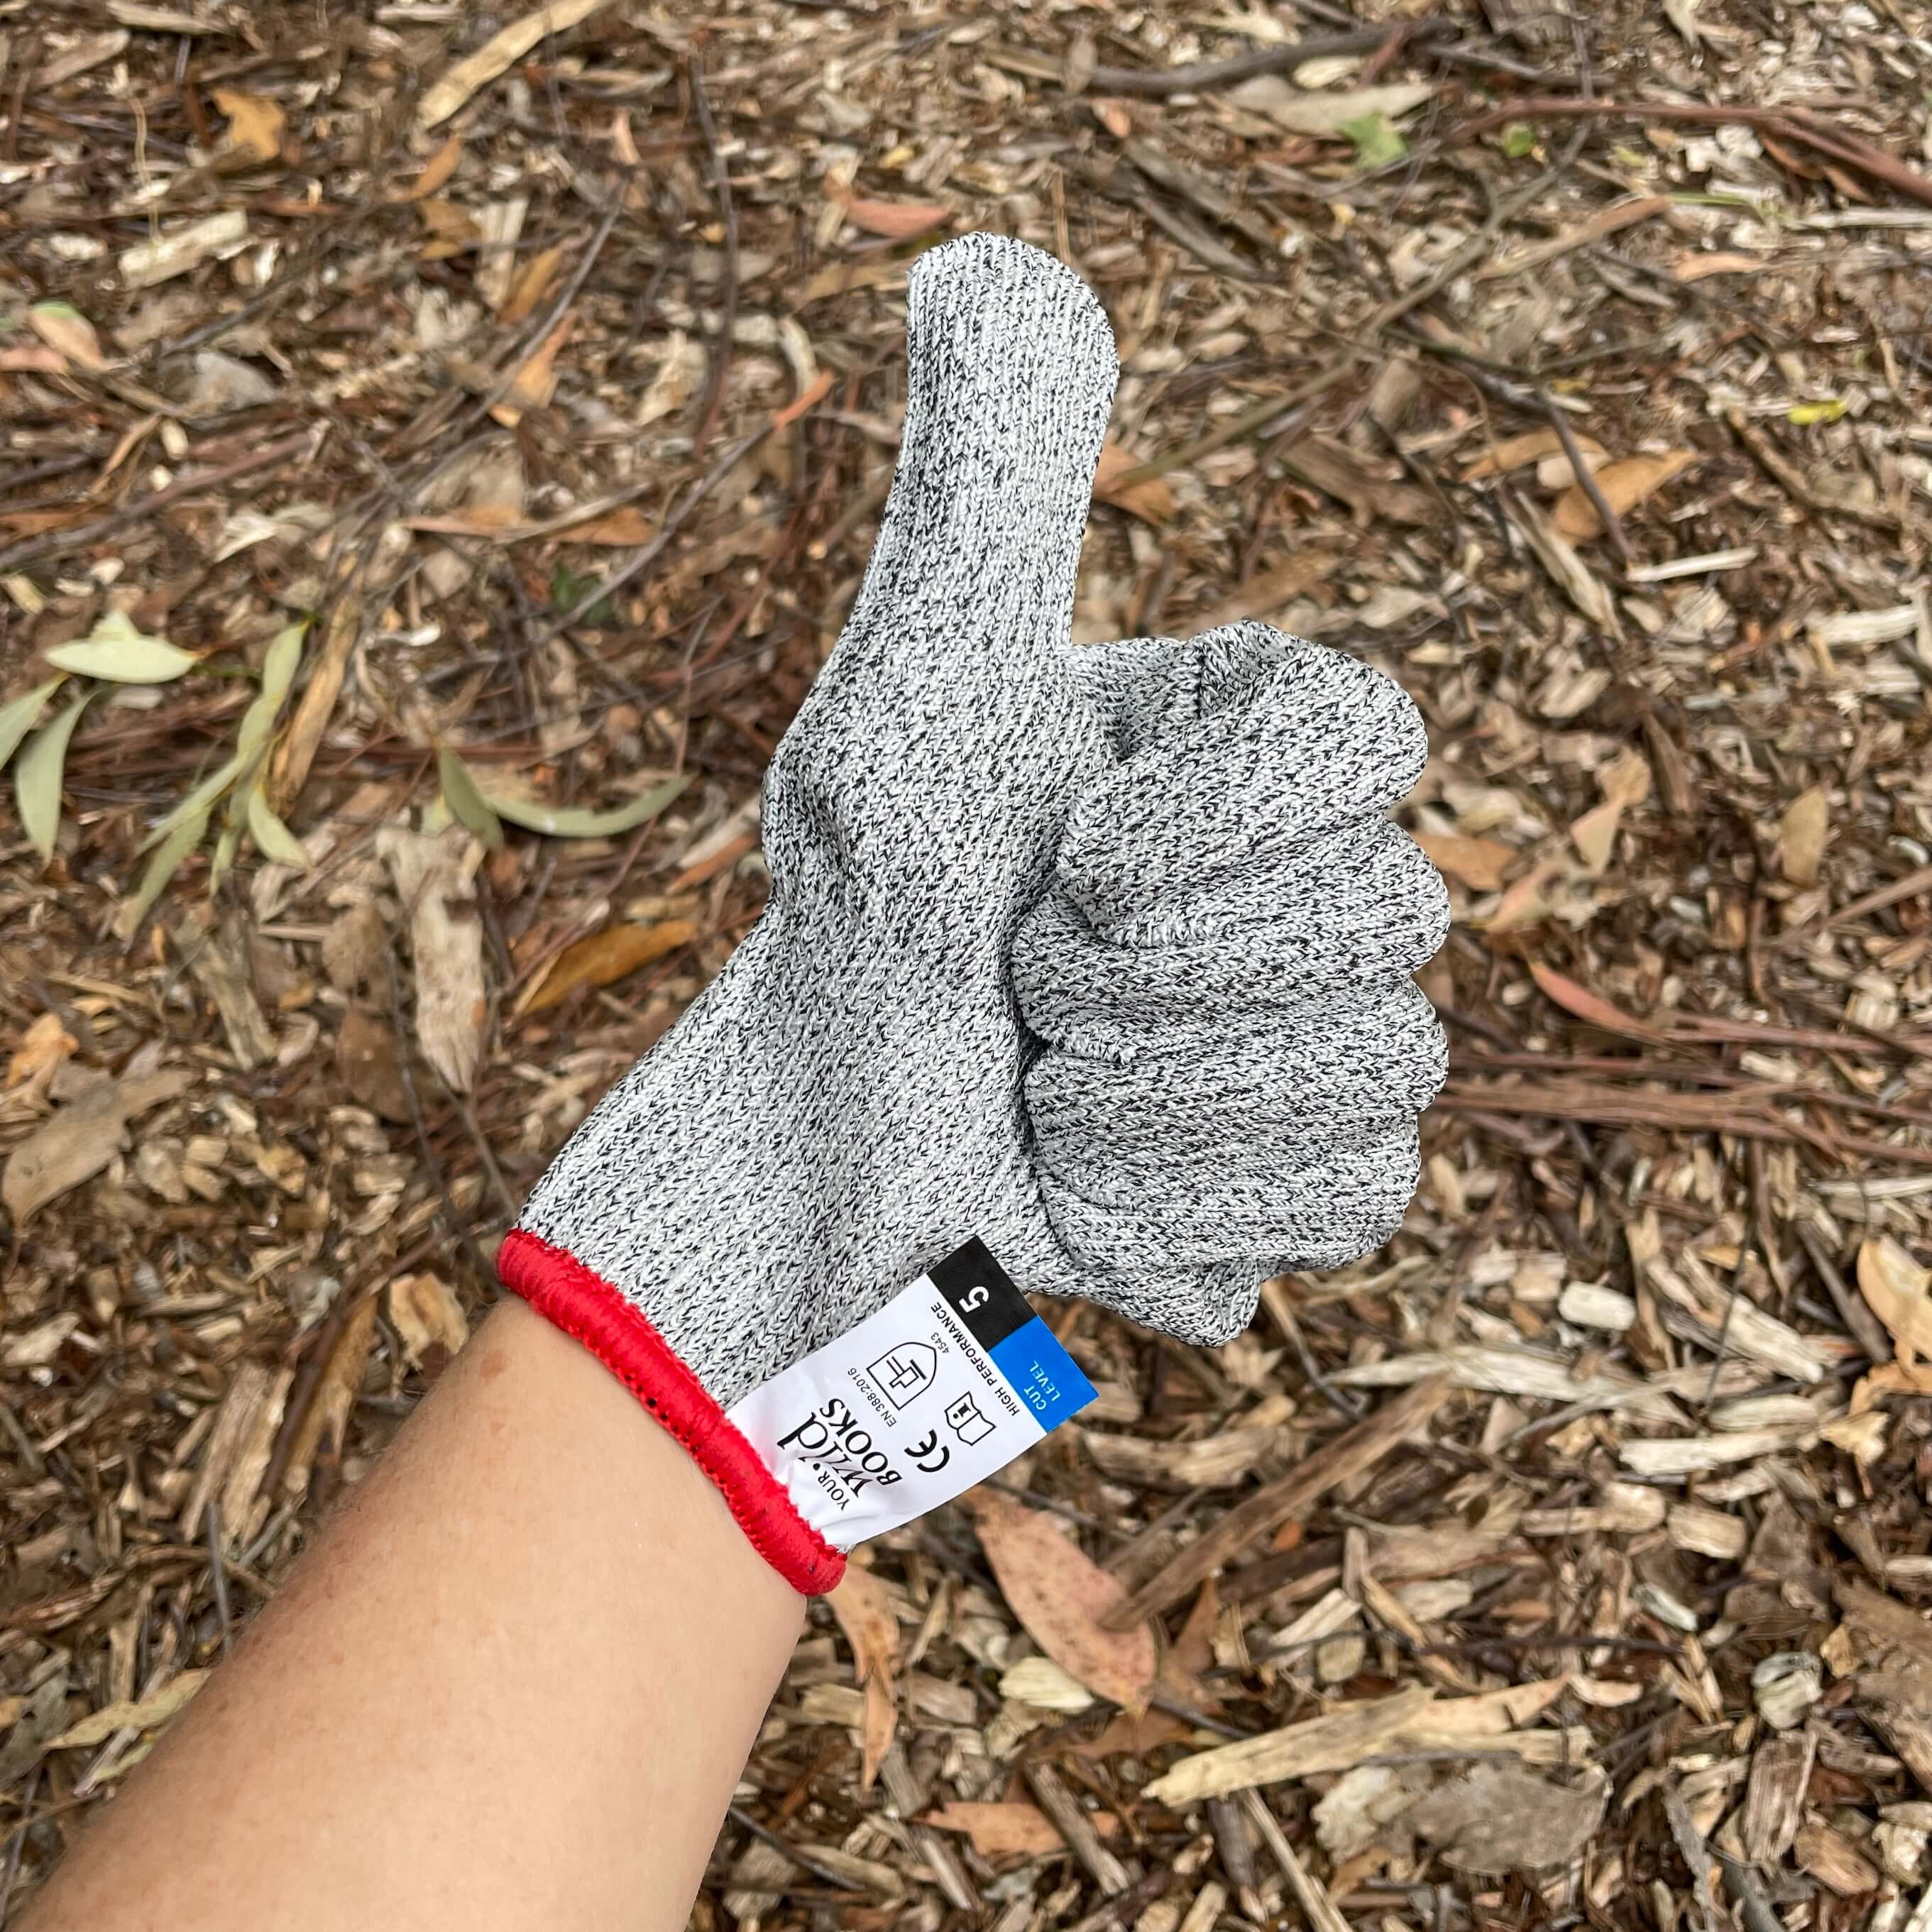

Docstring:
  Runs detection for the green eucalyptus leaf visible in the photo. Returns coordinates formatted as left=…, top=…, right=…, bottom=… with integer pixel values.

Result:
left=0, top=677, right=65, bottom=770
left=123, top=809, right=209, bottom=936
left=14, top=689, right=93, bottom=865
left=236, top=624, right=308, bottom=760
left=246, top=786, right=310, bottom=868
left=45, top=611, right=197, bottom=684
left=137, top=747, right=251, bottom=853
left=209, top=818, right=241, bottom=890
left=483, top=774, right=688, bottom=840
left=437, top=746, right=504, bottom=852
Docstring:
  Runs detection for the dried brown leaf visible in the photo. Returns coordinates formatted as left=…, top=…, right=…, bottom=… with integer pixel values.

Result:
left=966, top=1491, right=1156, bottom=1710
left=924, top=1802, right=1069, bottom=1860
left=828, top=1563, right=899, bottom=1789
left=1, top=1066, right=193, bottom=1222
left=212, top=88, right=285, bottom=165
left=1857, top=1237, right=1932, bottom=1362
left=1554, top=451, right=1698, bottom=539
left=520, top=921, right=697, bottom=1016
left=1092, top=441, right=1175, bottom=525
left=1528, top=962, right=1670, bottom=1044
left=498, top=243, right=566, bottom=324
left=6, top=1012, right=77, bottom=1091
left=837, top=195, right=954, bottom=241
left=1412, top=832, right=1513, bottom=893
left=396, top=131, right=465, bottom=203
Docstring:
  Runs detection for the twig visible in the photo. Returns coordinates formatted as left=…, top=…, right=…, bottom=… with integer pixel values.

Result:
left=725, top=1806, right=868, bottom=1892
left=1725, top=405, right=1901, bottom=534
left=383, top=942, right=492, bottom=1290
left=1024, top=1763, right=1133, bottom=1897
left=1241, top=1791, right=1350, bottom=1932
left=1103, top=1375, right=1451, bottom=1627
left=1543, top=385, right=1631, bottom=562
left=0, top=428, right=320, bottom=573
left=1773, top=859, right=1932, bottom=951
left=531, top=427, right=770, bottom=644
left=1796, top=1222, right=1893, bottom=1364
left=1455, top=96, right=1932, bottom=210
left=688, top=60, right=737, bottom=454
left=1661, top=1786, right=1720, bottom=1932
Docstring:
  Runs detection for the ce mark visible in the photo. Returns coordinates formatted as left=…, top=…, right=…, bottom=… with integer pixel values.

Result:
left=906, top=1430, right=951, bottom=1474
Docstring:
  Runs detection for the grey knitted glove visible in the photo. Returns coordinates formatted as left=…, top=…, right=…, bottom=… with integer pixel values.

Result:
left=500, top=234, right=1447, bottom=1591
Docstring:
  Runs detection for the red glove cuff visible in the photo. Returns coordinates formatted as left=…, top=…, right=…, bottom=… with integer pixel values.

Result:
left=497, top=1229, right=846, bottom=1595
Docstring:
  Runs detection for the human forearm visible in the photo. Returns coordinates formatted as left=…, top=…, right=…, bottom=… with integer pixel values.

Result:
left=22, top=1297, right=803, bottom=1932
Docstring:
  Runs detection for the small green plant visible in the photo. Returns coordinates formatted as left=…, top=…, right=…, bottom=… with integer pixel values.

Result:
left=0, top=610, right=312, bottom=933
left=1341, top=111, right=1408, bottom=171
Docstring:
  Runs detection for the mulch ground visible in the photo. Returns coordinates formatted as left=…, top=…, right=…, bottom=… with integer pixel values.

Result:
left=5, top=0, right=1932, bottom=1925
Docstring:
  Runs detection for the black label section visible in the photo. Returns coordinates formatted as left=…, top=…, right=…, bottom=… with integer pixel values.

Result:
left=928, top=1238, right=1033, bottom=1351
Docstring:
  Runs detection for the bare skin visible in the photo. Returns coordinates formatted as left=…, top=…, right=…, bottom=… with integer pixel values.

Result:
left=21, top=1296, right=805, bottom=1932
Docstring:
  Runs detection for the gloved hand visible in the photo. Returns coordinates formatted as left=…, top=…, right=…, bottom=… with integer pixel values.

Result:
left=500, top=233, right=1447, bottom=1592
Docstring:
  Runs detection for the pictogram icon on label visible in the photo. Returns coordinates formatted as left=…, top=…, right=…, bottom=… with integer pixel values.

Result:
left=723, top=1239, right=1096, bottom=1550
left=867, top=1342, right=938, bottom=1409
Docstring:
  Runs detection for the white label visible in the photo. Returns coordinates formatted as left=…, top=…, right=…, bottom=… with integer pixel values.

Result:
left=725, top=1239, right=1096, bottom=1550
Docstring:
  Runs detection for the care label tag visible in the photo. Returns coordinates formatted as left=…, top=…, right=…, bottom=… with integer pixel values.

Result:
left=725, top=1239, right=1096, bottom=1550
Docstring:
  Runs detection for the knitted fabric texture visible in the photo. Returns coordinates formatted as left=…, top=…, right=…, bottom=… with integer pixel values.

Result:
left=509, top=232, right=1448, bottom=1419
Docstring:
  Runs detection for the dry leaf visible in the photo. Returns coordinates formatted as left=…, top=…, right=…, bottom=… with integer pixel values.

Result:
left=282, top=1292, right=380, bottom=1499
left=1674, top=251, right=1766, bottom=280
left=1553, top=451, right=1698, bottom=539
left=498, top=243, right=566, bottom=324
left=828, top=1563, right=899, bottom=1789
left=1412, top=832, right=1512, bottom=893
left=48, top=1670, right=209, bottom=1750
left=837, top=194, right=954, bottom=241
left=6, top=1012, right=77, bottom=1090
left=562, top=507, right=655, bottom=547
left=1528, top=962, right=1670, bottom=1043
left=1230, top=78, right=1433, bottom=136
left=520, top=921, right=697, bottom=1016
left=388, top=1272, right=470, bottom=1367
left=966, top=1491, right=1156, bottom=1709
left=772, top=369, right=835, bottom=429
left=1858, top=1237, right=1932, bottom=1362
left=1092, top=441, right=1174, bottom=525
left=397, top=131, right=465, bottom=203
left=377, top=826, right=486, bottom=1093
left=1, top=1065, right=194, bottom=1222
left=931, top=1800, right=1123, bottom=1856
left=28, top=303, right=107, bottom=372
left=1569, top=798, right=1623, bottom=872
left=925, top=1802, right=1070, bottom=1860
left=491, top=313, right=573, bottom=427
left=1780, top=785, right=1828, bottom=885
left=1459, top=429, right=1605, bottom=482
left=212, top=88, right=285, bottom=165
left=1406, top=1765, right=1608, bottom=1873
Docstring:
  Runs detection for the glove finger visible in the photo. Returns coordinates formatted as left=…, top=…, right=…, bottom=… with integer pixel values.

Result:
left=1016, top=820, right=1448, bottom=1056
left=1061, top=616, right=1306, bottom=759
left=1038, top=1097, right=1422, bottom=1275
left=1058, top=634, right=1428, bottom=933
left=840, top=234, right=1118, bottom=675
left=1026, top=982, right=1447, bottom=1157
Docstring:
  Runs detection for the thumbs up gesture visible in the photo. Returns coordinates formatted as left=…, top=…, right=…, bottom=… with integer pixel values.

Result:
left=503, top=236, right=1447, bottom=1590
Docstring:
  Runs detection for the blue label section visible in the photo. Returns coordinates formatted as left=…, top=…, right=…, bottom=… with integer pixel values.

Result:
left=987, top=1318, right=1097, bottom=1434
